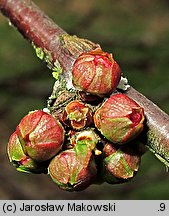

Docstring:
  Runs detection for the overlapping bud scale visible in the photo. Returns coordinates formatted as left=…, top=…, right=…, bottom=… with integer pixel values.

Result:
left=7, top=49, right=145, bottom=191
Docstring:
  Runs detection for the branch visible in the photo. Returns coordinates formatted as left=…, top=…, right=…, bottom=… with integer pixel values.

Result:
left=125, top=87, right=169, bottom=167
left=0, top=0, right=168, bottom=166
left=0, top=0, right=99, bottom=82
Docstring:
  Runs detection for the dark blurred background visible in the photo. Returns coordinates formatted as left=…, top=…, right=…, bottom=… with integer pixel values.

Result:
left=0, top=0, right=168, bottom=199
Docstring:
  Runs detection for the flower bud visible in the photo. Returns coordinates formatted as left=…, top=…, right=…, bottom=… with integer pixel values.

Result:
left=61, top=100, right=93, bottom=130
left=49, top=129, right=99, bottom=191
left=74, top=130, right=100, bottom=153
left=7, top=132, right=47, bottom=173
left=102, top=142, right=141, bottom=184
left=48, top=148, right=97, bottom=191
left=94, top=93, right=144, bottom=144
left=72, top=48, right=121, bottom=96
left=16, top=110, right=65, bottom=161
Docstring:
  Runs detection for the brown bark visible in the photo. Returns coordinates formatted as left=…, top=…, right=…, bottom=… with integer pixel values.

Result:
left=125, top=87, right=169, bottom=166
left=0, top=0, right=99, bottom=82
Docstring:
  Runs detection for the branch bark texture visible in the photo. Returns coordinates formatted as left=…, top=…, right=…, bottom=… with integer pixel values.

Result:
left=125, top=87, right=169, bottom=166
left=0, top=0, right=169, bottom=166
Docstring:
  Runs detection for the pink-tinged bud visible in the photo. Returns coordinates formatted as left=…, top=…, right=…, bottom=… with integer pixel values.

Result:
left=16, top=110, right=65, bottom=161
left=61, top=100, right=93, bottom=130
left=7, top=132, right=47, bottom=173
left=49, top=130, right=99, bottom=191
left=102, top=142, right=141, bottom=183
left=48, top=149, right=97, bottom=191
left=94, top=93, right=145, bottom=144
left=72, top=48, right=121, bottom=96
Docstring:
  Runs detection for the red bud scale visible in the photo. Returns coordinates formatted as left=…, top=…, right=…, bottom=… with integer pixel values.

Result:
left=72, top=48, right=121, bottom=97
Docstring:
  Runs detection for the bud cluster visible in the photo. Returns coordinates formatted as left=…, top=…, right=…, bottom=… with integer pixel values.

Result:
left=7, top=48, right=146, bottom=191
